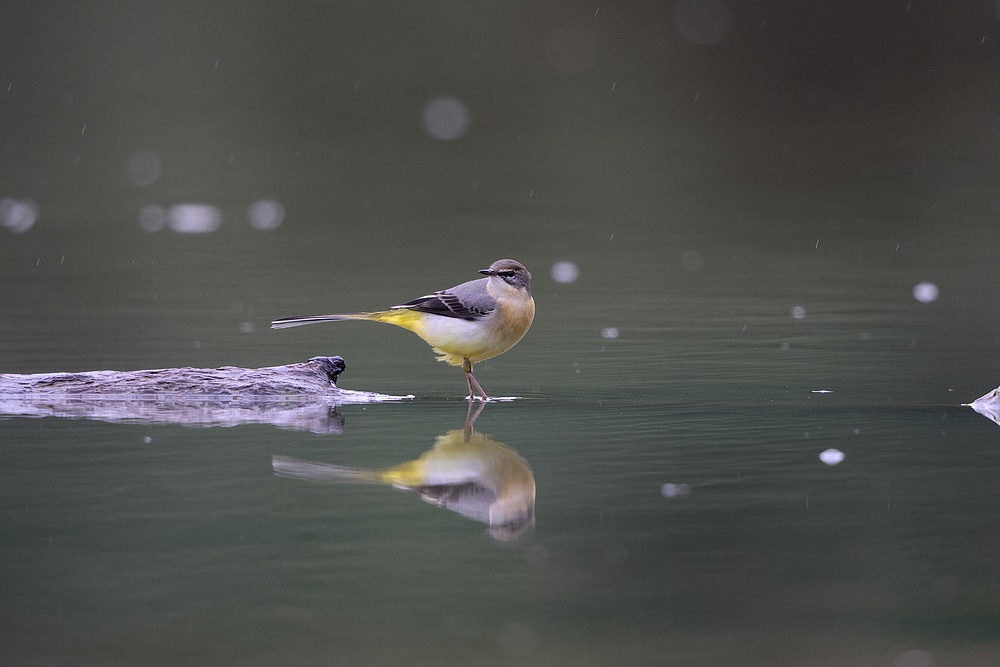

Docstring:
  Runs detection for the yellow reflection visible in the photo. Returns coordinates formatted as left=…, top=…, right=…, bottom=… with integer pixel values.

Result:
left=273, top=411, right=535, bottom=542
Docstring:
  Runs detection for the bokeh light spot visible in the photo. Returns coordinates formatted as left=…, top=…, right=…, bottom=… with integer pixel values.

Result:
left=247, top=199, right=285, bottom=230
left=169, top=204, right=221, bottom=234
left=791, top=305, right=807, bottom=319
left=0, top=198, right=39, bottom=233
left=551, top=261, right=579, bottom=283
left=913, top=282, right=939, bottom=303
left=138, top=205, right=167, bottom=232
left=422, top=97, right=470, bottom=141
left=601, top=327, right=619, bottom=339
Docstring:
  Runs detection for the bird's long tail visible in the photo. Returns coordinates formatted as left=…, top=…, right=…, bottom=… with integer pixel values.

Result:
left=272, top=455, right=376, bottom=483
left=272, top=455, right=425, bottom=489
left=271, top=310, right=419, bottom=330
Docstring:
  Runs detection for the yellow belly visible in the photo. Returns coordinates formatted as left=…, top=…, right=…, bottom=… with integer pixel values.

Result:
left=363, top=298, right=535, bottom=367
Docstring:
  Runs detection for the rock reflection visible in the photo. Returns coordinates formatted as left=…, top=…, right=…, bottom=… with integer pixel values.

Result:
left=273, top=417, right=535, bottom=541
left=0, top=396, right=348, bottom=434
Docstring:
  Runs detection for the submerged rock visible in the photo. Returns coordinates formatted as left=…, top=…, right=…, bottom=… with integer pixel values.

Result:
left=965, top=385, right=1000, bottom=426
left=0, top=356, right=411, bottom=434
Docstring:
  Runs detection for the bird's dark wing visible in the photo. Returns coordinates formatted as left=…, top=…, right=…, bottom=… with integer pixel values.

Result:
left=390, top=277, right=495, bottom=322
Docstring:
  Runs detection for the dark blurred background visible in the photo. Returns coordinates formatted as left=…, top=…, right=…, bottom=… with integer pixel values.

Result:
left=3, top=1, right=999, bottom=227
left=2, top=1, right=1000, bottom=385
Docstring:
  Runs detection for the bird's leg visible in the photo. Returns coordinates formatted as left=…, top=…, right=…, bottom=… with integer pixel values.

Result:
left=463, top=359, right=475, bottom=401
left=464, top=399, right=487, bottom=439
left=468, top=373, right=490, bottom=402
left=463, top=358, right=490, bottom=402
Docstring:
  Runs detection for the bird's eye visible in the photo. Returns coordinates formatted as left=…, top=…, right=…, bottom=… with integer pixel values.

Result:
left=499, top=270, right=515, bottom=278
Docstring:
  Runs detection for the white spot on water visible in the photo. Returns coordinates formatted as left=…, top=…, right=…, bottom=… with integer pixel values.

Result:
left=169, top=204, right=221, bottom=234
left=661, top=483, right=692, bottom=498
left=791, top=306, right=807, bottom=319
left=601, top=327, right=619, bottom=339
left=819, top=448, right=845, bottom=465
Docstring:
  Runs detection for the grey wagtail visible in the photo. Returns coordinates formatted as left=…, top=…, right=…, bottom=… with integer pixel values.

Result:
left=271, top=259, right=534, bottom=400
left=272, top=427, right=535, bottom=541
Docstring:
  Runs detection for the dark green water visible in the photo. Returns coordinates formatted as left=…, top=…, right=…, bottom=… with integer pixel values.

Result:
left=3, top=3, right=1000, bottom=665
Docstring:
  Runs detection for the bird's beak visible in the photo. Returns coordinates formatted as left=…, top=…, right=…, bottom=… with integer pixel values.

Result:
left=479, top=268, right=493, bottom=276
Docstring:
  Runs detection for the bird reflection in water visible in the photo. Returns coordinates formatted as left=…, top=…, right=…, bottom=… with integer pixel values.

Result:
left=272, top=403, right=535, bottom=541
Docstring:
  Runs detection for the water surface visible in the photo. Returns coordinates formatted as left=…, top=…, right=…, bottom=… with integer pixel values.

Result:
left=3, top=4, right=1000, bottom=665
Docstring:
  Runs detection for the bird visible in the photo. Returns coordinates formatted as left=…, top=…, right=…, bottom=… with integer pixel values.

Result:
left=272, top=427, right=536, bottom=541
left=271, top=259, right=534, bottom=401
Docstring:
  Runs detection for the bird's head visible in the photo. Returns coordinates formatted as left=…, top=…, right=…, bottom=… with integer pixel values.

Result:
left=480, top=259, right=531, bottom=292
